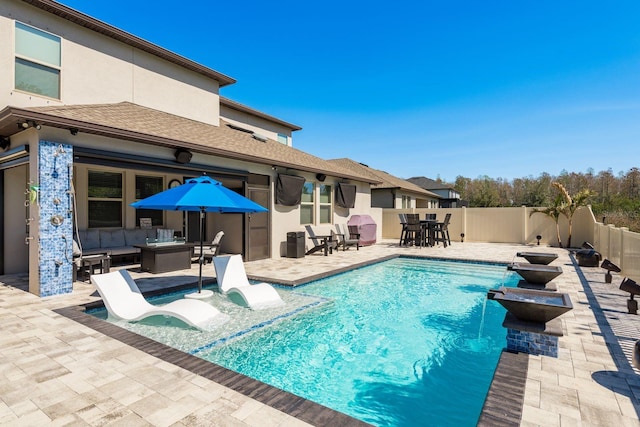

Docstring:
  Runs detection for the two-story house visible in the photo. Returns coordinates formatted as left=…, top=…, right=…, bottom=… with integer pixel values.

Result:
left=407, top=176, right=463, bottom=208
left=0, top=0, right=379, bottom=296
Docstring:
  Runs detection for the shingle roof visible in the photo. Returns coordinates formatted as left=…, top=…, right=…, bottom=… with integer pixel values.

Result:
left=407, top=176, right=455, bottom=191
left=328, top=159, right=439, bottom=198
left=3, top=102, right=378, bottom=183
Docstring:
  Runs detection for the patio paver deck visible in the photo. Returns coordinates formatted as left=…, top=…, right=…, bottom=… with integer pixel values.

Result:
left=1, top=241, right=639, bottom=426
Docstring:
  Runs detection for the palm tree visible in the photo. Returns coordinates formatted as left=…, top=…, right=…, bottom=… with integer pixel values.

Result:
left=530, top=193, right=566, bottom=247
left=553, top=182, right=592, bottom=248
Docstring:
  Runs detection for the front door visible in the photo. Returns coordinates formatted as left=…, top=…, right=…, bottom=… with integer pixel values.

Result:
left=246, top=186, right=270, bottom=261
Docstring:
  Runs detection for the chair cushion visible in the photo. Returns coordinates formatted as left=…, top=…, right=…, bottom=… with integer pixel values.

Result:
left=125, top=229, right=148, bottom=246
left=79, top=229, right=101, bottom=250
left=100, top=229, right=126, bottom=248
left=109, top=246, right=140, bottom=256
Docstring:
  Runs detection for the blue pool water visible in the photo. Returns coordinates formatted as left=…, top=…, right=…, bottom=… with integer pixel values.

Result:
left=91, top=257, right=518, bottom=426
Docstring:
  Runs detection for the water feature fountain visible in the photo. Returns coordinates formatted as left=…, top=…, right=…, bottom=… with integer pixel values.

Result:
left=508, top=263, right=563, bottom=285
left=516, top=251, right=558, bottom=265
left=487, top=257, right=572, bottom=357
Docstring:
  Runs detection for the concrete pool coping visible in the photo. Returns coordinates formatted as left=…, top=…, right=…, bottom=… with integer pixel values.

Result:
left=2, top=241, right=639, bottom=425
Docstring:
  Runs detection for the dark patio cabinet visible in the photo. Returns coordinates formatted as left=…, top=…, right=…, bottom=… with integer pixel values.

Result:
left=287, top=231, right=305, bottom=258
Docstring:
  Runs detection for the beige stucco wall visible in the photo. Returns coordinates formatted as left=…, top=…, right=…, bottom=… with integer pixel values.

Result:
left=270, top=170, right=373, bottom=257
left=4, top=128, right=375, bottom=270
left=0, top=0, right=220, bottom=124
left=220, top=105, right=294, bottom=146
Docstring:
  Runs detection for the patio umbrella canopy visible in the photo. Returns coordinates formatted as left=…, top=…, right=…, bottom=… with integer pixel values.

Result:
left=131, top=175, right=268, bottom=295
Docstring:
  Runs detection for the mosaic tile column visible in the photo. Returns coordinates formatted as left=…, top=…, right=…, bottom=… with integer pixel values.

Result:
left=502, top=313, right=562, bottom=358
left=38, top=141, right=74, bottom=296
left=506, top=328, right=559, bottom=357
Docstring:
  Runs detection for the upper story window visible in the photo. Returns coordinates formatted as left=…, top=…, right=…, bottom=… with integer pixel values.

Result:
left=300, top=182, right=314, bottom=225
left=277, top=133, right=289, bottom=145
left=15, top=22, right=61, bottom=99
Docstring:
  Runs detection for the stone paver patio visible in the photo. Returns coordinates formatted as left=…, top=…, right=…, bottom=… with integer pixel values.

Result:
left=1, top=241, right=639, bottom=426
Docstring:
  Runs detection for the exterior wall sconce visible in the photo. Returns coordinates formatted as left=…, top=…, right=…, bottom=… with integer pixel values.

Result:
left=19, top=121, right=41, bottom=130
left=536, top=235, right=542, bottom=245
left=174, top=148, right=192, bottom=164
left=69, top=128, right=79, bottom=135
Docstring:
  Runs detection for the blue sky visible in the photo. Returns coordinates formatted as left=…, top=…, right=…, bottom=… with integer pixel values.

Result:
left=60, top=0, right=640, bottom=182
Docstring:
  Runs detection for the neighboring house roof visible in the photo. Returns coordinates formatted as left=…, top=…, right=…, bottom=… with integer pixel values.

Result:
left=220, top=97, right=302, bottom=131
left=20, top=0, right=236, bottom=86
left=328, top=159, right=439, bottom=198
left=408, top=176, right=456, bottom=192
left=0, top=102, right=379, bottom=183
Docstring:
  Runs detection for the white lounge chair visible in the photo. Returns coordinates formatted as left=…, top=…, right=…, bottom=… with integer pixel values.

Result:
left=91, top=270, right=229, bottom=330
left=212, top=254, right=285, bottom=310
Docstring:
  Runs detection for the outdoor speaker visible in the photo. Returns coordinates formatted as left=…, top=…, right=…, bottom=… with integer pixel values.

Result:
left=174, top=149, right=192, bottom=164
left=316, top=173, right=326, bottom=182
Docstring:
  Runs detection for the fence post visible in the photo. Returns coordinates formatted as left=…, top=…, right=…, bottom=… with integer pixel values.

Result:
left=522, top=206, right=528, bottom=244
left=462, top=206, right=467, bottom=242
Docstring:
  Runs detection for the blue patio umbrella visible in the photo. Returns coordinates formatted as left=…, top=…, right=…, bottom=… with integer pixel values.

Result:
left=131, top=175, right=267, bottom=294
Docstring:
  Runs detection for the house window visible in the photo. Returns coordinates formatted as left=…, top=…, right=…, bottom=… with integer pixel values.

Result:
left=402, top=195, right=410, bottom=209
left=300, top=182, right=314, bottom=224
left=277, top=133, right=288, bottom=145
left=319, top=184, right=332, bottom=224
left=88, top=171, right=122, bottom=228
left=135, top=175, right=164, bottom=227
left=15, top=22, right=61, bottom=99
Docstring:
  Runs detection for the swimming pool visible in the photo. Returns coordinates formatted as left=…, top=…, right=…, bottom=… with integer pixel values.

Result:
left=91, top=257, right=518, bottom=426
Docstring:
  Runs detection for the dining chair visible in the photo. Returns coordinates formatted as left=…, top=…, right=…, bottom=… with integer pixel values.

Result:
left=404, top=214, right=423, bottom=247
left=398, top=213, right=408, bottom=246
left=433, top=213, right=452, bottom=247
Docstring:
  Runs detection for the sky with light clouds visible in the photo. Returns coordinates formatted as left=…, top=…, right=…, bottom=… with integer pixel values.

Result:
left=60, top=0, right=640, bottom=182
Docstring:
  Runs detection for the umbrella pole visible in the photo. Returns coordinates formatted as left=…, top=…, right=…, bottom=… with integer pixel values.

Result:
left=198, top=209, right=205, bottom=293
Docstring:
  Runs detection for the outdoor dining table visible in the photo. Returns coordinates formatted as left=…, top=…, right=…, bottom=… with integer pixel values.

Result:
left=420, top=220, right=438, bottom=247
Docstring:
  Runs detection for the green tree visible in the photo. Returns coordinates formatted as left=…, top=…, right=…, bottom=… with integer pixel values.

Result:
left=530, top=193, right=566, bottom=247
left=553, top=182, right=592, bottom=248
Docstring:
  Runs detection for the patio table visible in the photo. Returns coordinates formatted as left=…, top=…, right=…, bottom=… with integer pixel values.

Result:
left=134, top=243, right=195, bottom=273
left=308, top=234, right=335, bottom=256
left=420, top=220, right=437, bottom=247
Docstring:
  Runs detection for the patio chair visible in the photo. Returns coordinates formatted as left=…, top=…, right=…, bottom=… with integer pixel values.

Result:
left=90, top=270, right=229, bottom=330
left=212, top=254, right=285, bottom=310
left=398, top=214, right=408, bottom=246
left=403, top=214, right=423, bottom=247
left=193, top=231, right=224, bottom=264
left=305, top=225, right=338, bottom=255
left=433, top=213, right=452, bottom=247
left=334, top=224, right=360, bottom=251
